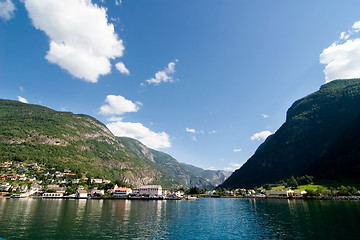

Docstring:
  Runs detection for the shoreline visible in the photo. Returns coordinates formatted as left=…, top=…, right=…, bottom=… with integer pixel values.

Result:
left=2, top=195, right=360, bottom=201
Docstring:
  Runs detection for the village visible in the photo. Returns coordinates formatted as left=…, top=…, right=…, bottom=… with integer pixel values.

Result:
left=0, top=161, right=308, bottom=200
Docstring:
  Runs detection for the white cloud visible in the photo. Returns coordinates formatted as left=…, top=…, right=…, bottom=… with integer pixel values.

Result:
left=0, top=0, right=15, bottom=21
left=106, top=116, right=123, bottom=122
left=145, top=60, right=178, bottom=85
left=115, top=62, right=130, bottom=75
left=115, top=0, right=122, bottom=6
left=18, top=96, right=28, bottom=103
left=208, top=130, right=217, bottom=134
left=320, top=20, right=360, bottom=83
left=251, top=130, right=272, bottom=141
left=230, top=163, right=243, bottom=168
left=233, top=148, right=242, bottom=152
left=24, top=0, right=124, bottom=83
left=223, top=167, right=234, bottom=172
left=19, top=86, right=24, bottom=92
left=261, top=114, right=269, bottom=118
left=206, top=166, right=216, bottom=170
left=99, top=95, right=141, bottom=115
left=107, top=121, right=171, bottom=150
left=186, top=128, right=196, bottom=133
left=224, top=162, right=243, bottom=172
left=353, top=21, right=360, bottom=32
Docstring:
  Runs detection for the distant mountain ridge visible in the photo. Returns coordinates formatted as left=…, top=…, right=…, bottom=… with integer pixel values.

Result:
left=221, top=79, right=360, bottom=189
left=0, top=99, right=229, bottom=189
left=117, top=137, right=231, bottom=189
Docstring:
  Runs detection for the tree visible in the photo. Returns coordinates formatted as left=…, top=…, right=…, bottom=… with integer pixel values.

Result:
left=296, top=175, right=314, bottom=185
left=189, top=186, right=200, bottom=194
left=286, top=176, right=298, bottom=189
left=263, top=184, right=272, bottom=190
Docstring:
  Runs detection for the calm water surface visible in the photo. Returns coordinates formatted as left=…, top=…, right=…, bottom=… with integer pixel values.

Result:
left=0, top=198, right=359, bottom=239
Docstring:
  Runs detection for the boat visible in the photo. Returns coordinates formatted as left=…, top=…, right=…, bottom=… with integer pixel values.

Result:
left=185, top=196, right=198, bottom=200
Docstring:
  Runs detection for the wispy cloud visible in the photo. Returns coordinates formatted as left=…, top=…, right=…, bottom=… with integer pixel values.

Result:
left=24, top=0, right=124, bottom=83
left=144, top=60, right=178, bottom=85
left=320, top=20, right=360, bottom=83
left=233, top=148, right=242, bottom=152
left=186, top=128, right=196, bottom=133
left=251, top=130, right=272, bottom=141
left=115, top=62, right=130, bottom=75
left=0, top=0, right=15, bottom=21
left=18, top=96, right=28, bottom=103
left=261, top=114, right=269, bottom=118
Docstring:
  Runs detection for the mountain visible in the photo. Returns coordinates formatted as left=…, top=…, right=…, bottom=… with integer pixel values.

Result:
left=221, top=79, right=360, bottom=189
left=117, top=137, right=231, bottom=189
left=0, top=98, right=229, bottom=189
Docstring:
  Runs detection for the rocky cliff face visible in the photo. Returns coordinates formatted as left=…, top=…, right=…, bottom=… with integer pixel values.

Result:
left=221, top=79, right=360, bottom=189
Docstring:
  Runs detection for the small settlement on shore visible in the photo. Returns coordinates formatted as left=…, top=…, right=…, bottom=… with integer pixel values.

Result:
left=2, top=161, right=360, bottom=201
left=0, top=161, right=188, bottom=200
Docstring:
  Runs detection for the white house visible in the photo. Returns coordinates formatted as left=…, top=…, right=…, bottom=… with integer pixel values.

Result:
left=292, top=190, right=307, bottom=198
left=139, top=185, right=162, bottom=196
left=90, top=189, right=105, bottom=196
left=76, top=190, right=88, bottom=198
left=91, top=178, right=103, bottom=184
left=113, top=187, right=132, bottom=196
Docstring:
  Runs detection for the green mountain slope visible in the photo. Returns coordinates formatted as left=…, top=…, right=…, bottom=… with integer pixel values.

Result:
left=221, top=79, right=360, bottom=189
left=0, top=99, right=228, bottom=188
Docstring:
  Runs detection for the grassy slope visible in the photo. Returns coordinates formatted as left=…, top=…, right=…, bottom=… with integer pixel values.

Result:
left=0, top=99, right=155, bottom=184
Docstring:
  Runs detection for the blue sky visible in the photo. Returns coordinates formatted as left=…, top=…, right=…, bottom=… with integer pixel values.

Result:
left=1, top=0, right=360, bottom=171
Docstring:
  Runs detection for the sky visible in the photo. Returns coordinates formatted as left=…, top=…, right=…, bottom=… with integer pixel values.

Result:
left=1, top=0, right=360, bottom=172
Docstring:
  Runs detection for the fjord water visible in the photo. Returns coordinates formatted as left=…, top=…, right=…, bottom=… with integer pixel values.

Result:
left=0, top=198, right=359, bottom=239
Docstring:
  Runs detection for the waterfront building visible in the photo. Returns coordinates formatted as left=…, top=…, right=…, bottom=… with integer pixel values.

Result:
left=113, top=187, right=132, bottom=196
left=90, top=189, right=105, bottom=196
left=265, top=190, right=290, bottom=198
left=76, top=190, right=88, bottom=198
left=47, top=185, right=66, bottom=193
left=42, top=192, right=63, bottom=198
left=139, top=185, right=163, bottom=196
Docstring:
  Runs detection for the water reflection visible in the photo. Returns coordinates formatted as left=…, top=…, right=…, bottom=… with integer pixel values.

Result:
left=1, top=198, right=360, bottom=239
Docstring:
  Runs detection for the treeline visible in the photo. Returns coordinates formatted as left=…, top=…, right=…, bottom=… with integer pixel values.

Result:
left=262, top=175, right=314, bottom=190
left=305, top=185, right=359, bottom=197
